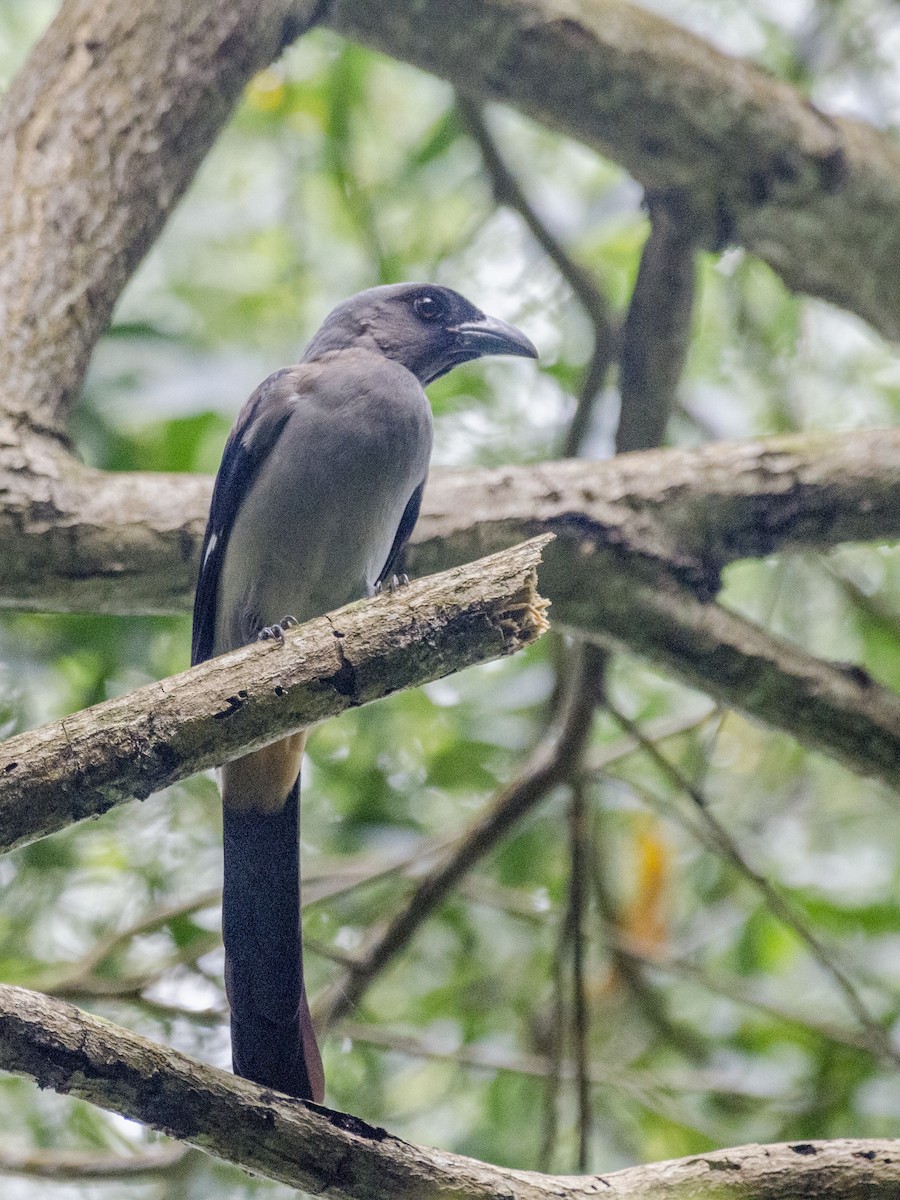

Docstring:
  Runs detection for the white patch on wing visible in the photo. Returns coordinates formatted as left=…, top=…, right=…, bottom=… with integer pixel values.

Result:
left=203, top=532, right=219, bottom=566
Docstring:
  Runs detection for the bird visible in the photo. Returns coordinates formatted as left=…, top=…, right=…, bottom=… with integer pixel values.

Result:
left=191, top=283, right=537, bottom=1102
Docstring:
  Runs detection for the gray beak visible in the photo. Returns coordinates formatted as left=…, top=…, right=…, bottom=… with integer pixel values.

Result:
left=451, top=313, right=538, bottom=361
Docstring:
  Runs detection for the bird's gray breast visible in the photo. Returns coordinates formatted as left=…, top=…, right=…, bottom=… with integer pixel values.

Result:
left=214, top=353, right=433, bottom=653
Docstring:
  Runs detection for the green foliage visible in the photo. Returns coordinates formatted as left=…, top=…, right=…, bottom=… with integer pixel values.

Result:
left=2, top=1, right=900, bottom=1196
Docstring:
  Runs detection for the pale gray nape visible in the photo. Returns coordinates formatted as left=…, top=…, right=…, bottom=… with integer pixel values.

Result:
left=214, top=348, right=433, bottom=654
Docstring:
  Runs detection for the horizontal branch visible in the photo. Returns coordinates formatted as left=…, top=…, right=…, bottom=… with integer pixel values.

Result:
left=3, top=429, right=897, bottom=615
left=0, top=538, right=551, bottom=853
left=0, top=1146, right=189, bottom=1182
left=4, top=436, right=900, bottom=793
left=327, top=0, right=900, bottom=341
left=4, top=0, right=900, bottom=457
left=0, top=983, right=897, bottom=1198
left=411, top=428, right=900, bottom=578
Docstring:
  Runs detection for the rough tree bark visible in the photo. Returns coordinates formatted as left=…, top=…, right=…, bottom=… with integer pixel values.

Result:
left=0, top=538, right=551, bottom=852
left=2, top=429, right=898, bottom=616
left=1, top=1, right=899, bottom=1196
left=0, top=0, right=323, bottom=433
left=0, top=983, right=898, bottom=1199
left=326, top=0, right=900, bottom=340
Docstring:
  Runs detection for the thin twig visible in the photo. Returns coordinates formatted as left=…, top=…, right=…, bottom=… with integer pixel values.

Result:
left=540, top=850, right=574, bottom=1171
left=571, top=191, right=699, bottom=1074
left=38, top=889, right=221, bottom=994
left=315, top=642, right=602, bottom=1030
left=46, top=932, right=220, bottom=1001
left=455, top=95, right=618, bottom=458
left=95, top=916, right=887, bottom=1069
left=0, top=1145, right=192, bottom=1182
left=568, top=782, right=592, bottom=1171
left=454, top=847, right=880, bottom=1064
left=456, top=97, right=615, bottom=335
left=609, top=936, right=889, bottom=1058
left=608, top=707, right=899, bottom=1068
left=338, top=1020, right=784, bottom=1107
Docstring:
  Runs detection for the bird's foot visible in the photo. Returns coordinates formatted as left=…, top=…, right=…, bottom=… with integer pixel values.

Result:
left=257, top=616, right=299, bottom=645
left=375, top=573, right=410, bottom=595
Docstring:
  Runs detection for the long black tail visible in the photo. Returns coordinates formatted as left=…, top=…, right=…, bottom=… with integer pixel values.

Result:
left=222, top=778, right=324, bottom=1101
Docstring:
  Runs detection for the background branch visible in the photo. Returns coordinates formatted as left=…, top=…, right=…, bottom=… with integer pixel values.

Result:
left=326, top=0, right=900, bottom=341
left=4, top=0, right=900, bottom=447
left=0, top=1146, right=191, bottom=1182
left=455, top=95, right=619, bottom=460
left=316, top=641, right=600, bottom=1030
left=559, top=555, right=900, bottom=791
left=617, top=199, right=696, bottom=454
left=3, top=429, right=896, bottom=616
left=0, top=0, right=322, bottom=435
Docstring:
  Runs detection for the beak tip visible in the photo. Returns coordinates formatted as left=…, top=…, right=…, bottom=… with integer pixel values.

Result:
left=498, top=331, right=539, bottom=362
left=454, top=315, right=540, bottom=362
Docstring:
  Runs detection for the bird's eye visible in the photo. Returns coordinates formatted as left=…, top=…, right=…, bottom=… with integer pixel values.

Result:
left=413, top=294, right=445, bottom=322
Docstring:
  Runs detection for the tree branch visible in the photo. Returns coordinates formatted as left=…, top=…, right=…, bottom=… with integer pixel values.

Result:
left=326, top=0, right=900, bottom=342
left=5, top=0, right=900, bottom=447
left=0, top=0, right=327, bottom=436
left=0, top=538, right=551, bottom=853
left=411, top=430, right=900, bottom=581
left=455, top=94, right=619, bottom=462
left=0, top=1146, right=191, bottom=1182
left=5, top=444, right=900, bottom=802
left=617, top=199, right=696, bottom=454
left=0, top=983, right=898, bottom=1198
left=556, top=551, right=900, bottom=792
left=3, top=429, right=897, bottom=615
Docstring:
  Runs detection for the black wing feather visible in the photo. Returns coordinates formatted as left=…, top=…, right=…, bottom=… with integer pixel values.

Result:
left=376, top=479, right=426, bottom=587
left=191, top=368, right=305, bottom=665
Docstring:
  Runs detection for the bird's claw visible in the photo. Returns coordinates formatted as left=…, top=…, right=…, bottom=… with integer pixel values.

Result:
left=257, top=616, right=299, bottom=645
left=376, top=573, right=410, bottom=595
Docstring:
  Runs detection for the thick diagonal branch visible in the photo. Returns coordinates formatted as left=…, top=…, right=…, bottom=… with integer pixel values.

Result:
left=0, top=983, right=898, bottom=1199
left=0, top=538, right=551, bottom=854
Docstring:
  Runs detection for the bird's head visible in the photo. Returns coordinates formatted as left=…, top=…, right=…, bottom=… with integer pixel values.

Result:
left=302, top=283, right=538, bottom=384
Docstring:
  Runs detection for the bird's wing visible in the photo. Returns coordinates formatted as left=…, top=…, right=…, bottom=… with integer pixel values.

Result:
left=376, top=478, right=426, bottom=586
left=191, top=367, right=310, bottom=665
